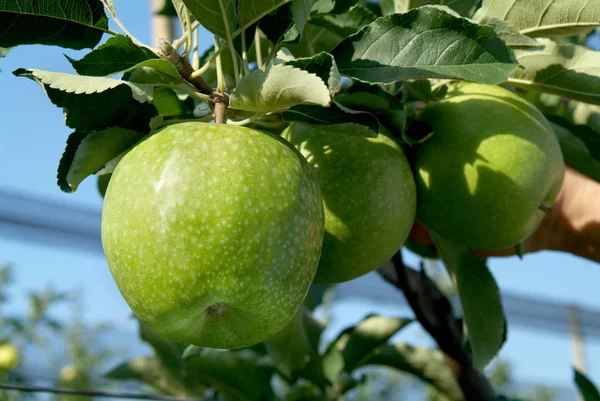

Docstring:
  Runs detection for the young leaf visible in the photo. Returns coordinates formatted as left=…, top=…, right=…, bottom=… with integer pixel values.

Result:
left=549, top=120, right=600, bottom=183
left=238, top=0, right=291, bottom=33
left=333, top=315, right=413, bottom=372
left=285, top=52, right=341, bottom=95
left=66, top=35, right=158, bottom=77
left=182, top=0, right=237, bottom=39
left=57, top=128, right=144, bottom=193
left=332, top=7, right=518, bottom=85
left=575, top=368, right=600, bottom=401
left=364, top=343, right=463, bottom=401
left=473, top=0, right=600, bottom=38
left=509, top=39, right=600, bottom=106
left=229, top=64, right=330, bottom=112
left=14, top=69, right=155, bottom=103
left=431, top=233, right=507, bottom=371
left=183, top=349, right=275, bottom=401
left=281, top=102, right=380, bottom=137
left=0, top=0, right=108, bottom=49
left=478, top=17, right=540, bottom=48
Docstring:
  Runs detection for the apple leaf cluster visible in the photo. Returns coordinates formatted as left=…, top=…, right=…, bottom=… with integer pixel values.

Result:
left=3, top=0, right=600, bottom=399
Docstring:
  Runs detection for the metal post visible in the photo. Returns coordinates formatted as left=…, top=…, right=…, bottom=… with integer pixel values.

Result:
left=150, top=0, right=176, bottom=47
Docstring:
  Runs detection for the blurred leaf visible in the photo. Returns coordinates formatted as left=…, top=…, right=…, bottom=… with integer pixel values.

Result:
left=574, top=103, right=600, bottom=133
left=182, top=0, right=236, bottom=39
left=156, top=0, right=178, bottom=16
left=57, top=128, right=144, bottom=193
left=230, top=64, right=330, bottom=112
left=281, top=102, right=379, bottom=137
left=575, top=368, right=600, bottom=401
left=182, top=345, right=203, bottom=359
left=311, top=4, right=377, bottom=37
left=388, top=0, right=477, bottom=17
left=0, top=0, right=108, bottom=49
left=139, top=322, right=187, bottom=370
left=0, top=47, right=10, bottom=58
left=365, top=343, right=464, bottom=401
left=97, top=173, right=111, bottom=198
left=510, top=39, right=600, bottom=105
left=238, top=0, right=290, bottom=32
left=311, top=0, right=357, bottom=15
left=333, top=91, right=406, bottom=135
left=285, top=52, right=341, bottom=95
left=66, top=35, right=158, bottom=77
left=106, top=356, right=188, bottom=396
left=184, top=349, right=275, bottom=401
left=432, top=234, right=506, bottom=371
left=292, top=0, right=316, bottom=38
left=549, top=120, right=600, bottom=183
left=304, top=284, right=332, bottom=310
left=264, top=307, right=327, bottom=385
left=473, top=0, right=600, bottom=38
left=332, top=7, right=517, bottom=85
left=258, top=4, right=300, bottom=45
left=330, top=315, right=412, bottom=372
left=478, top=17, right=540, bottom=48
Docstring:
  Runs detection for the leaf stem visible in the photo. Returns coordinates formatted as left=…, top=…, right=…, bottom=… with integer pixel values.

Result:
left=101, top=1, right=150, bottom=51
left=173, top=21, right=200, bottom=51
left=217, top=0, right=240, bottom=85
left=241, top=31, right=250, bottom=75
left=192, top=27, right=201, bottom=70
left=226, top=113, right=264, bottom=126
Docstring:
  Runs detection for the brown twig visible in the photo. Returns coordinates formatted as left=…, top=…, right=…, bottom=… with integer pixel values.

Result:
left=0, top=382, right=203, bottom=401
left=158, top=38, right=213, bottom=95
left=378, top=252, right=496, bottom=401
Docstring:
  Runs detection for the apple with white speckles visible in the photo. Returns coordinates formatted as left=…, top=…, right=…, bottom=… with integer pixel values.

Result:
left=282, top=124, right=417, bottom=284
left=101, top=122, right=324, bottom=349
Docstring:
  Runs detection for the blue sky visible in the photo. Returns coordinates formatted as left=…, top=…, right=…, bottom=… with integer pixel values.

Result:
left=1, top=0, right=600, bottom=393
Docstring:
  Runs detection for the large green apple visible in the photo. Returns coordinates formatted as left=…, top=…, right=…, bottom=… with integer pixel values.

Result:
left=282, top=124, right=416, bottom=284
left=415, top=83, right=565, bottom=250
left=102, top=122, right=324, bottom=349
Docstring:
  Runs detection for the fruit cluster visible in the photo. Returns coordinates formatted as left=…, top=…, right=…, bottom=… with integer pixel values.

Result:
left=101, top=83, right=564, bottom=349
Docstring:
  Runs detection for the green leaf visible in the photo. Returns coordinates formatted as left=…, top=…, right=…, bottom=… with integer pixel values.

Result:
left=264, top=307, right=327, bottom=385
left=182, top=0, right=237, bottom=39
left=574, top=103, right=600, bottom=133
left=575, top=368, right=600, bottom=401
left=0, top=0, right=108, bottom=49
left=66, top=35, right=158, bottom=77
left=392, top=0, right=478, bottom=17
left=14, top=68, right=155, bottom=103
left=184, top=349, right=275, bottom=401
left=509, top=39, right=600, bottom=106
left=549, top=120, right=600, bottom=183
left=292, top=0, right=316, bottom=37
left=285, top=52, right=341, bottom=95
left=124, top=59, right=185, bottom=85
left=281, top=102, right=380, bottom=137
left=473, top=0, right=600, bottom=38
left=365, top=343, right=463, bottom=401
left=332, top=7, right=518, bottom=85
left=311, top=4, right=377, bottom=37
left=258, top=4, right=300, bottom=45
left=153, top=88, right=186, bottom=117
left=57, top=128, right=144, bottom=193
left=230, top=64, right=330, bottom=112
left=310, top=0, right=357, bottom=15
left=432, top=234, right=506, bottom=371
left=329, top=315, right=412, bottom=373
left=478, top=17, right=540, bottom=48
left=139, top=321, right=188, bottom=369
left=0, top=47, right=10, bottom=58
left=14, top=69, right=158, bottom=133
left=238, top=0, right=291, bottom=33
left=334, top=91, right=406, bottom=135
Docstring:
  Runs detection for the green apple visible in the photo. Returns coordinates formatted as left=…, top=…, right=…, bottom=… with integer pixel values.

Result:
left=0, top=344, right=19, bottom=370
left=102, top=122, right=324, bottom=349
left=282, top=124, right=417, bottom=284
left=415, top=83, right=565, bottom=250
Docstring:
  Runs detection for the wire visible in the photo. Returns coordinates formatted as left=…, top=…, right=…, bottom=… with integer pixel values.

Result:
left=0, top=383, right=204, bottom=401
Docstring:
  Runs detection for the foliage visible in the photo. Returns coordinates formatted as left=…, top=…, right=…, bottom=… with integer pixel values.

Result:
left=3, top=0, right=600, bottom=399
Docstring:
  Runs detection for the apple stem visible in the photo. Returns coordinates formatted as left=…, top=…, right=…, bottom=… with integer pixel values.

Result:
left=211, top=92, right=229, bottom=124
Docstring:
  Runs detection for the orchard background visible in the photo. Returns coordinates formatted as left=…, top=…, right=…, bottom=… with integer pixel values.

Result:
left=1, top=0, right=600, bottom=400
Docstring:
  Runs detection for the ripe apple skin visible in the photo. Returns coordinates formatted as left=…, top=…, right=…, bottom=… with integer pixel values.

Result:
left=102, top=122, right=324, bottom=349
left=415, top=83, right=565, bottom=250
left=283, top=124, right=417, bottom=284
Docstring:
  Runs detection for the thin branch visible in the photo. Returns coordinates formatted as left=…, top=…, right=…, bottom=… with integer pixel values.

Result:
left=158, top=38, right=213, bottom=95
left=378, top=252, right=496, bottom=401
left=0, top=383, right=203, bottom=401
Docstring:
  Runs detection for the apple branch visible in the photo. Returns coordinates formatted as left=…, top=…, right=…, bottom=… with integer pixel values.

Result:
left=158, top=38, right=213, bottom=95
left=378, top=252, right=496, bottom=401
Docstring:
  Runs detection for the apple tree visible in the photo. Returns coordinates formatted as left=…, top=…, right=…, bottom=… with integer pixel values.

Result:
left=2, top=0, right=600, bottom=399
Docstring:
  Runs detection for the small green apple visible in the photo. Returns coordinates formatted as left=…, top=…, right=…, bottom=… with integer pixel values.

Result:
left=102, top=122, right=324, bottom=349
left=283, top=124, right=417, bottom=284
left=415, top=83, right=565, bottom=250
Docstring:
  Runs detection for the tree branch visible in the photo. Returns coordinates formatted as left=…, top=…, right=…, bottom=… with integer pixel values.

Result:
left=378, top=252, right=496, bottom=401
left=158, top=38, right=213, bottom=95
